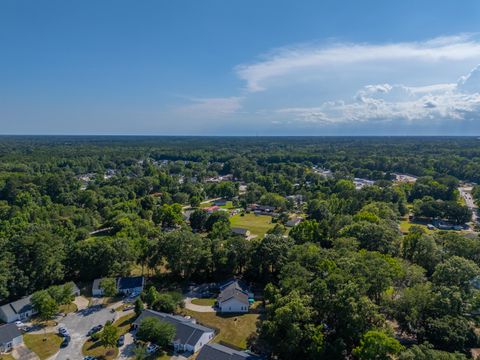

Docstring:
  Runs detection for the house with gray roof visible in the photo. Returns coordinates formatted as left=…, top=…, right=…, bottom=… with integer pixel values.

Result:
left=197, top=343, right=261, bottom=360
left=217, top=280, right=251, bottom=313
left=0, top=296, right=37, bottom=323
left=133, top=309, right=214, bottom=353
left=92, top=276, right=144, bottom=297
left=0, top=323, right=23, bottom=353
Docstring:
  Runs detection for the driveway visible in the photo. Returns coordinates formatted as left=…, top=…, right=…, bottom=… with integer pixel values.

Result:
left=118, top=332, right=135, bottom=359
left=12, top=344, right=39, bottom=360
left=184, top=297, right=215, bottom=313
left=50, top=304, right=120, bottom=360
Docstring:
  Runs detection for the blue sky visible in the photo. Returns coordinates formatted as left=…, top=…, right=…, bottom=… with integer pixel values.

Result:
left=1, top=0, right=480, bottom=135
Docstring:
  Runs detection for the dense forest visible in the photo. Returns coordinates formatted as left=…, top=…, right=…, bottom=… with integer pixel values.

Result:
left=1, top=136, right=480, bottom=359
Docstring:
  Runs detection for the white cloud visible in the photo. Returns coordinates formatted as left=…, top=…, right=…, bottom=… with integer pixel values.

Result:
left=236, top=34, right=480, bottom=92
left=277, top=64, right=480, bottom=125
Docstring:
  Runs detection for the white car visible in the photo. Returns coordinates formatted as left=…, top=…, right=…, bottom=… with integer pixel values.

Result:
left=146, top=344, right=159, bottom=354
left=14, top=321, right=25, bottom=328
left=58, top=327, right=70, bottom=336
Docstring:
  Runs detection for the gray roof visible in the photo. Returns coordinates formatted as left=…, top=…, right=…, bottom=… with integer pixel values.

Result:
left=0, top=296, right=33, bottom=319
left=218, top=281, right=249, bottom=306
left=0, top=323, right=21, bottom=344
left=134, top=310, right=214, bottom=347
left=197, top=343, right=260, bottom=360
left=231, top=228, right=249, bottom=235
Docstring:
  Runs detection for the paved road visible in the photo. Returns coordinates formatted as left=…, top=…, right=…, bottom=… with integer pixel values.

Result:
left=459, top=186, right=478, bottom=224
left=51, top=304, right=119, bottom=360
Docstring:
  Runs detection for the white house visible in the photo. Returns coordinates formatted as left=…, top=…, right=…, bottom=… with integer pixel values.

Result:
left=93, top=276, right=145, bottom=297
left=217, top=280, right=251, bottom=313
left=0, top=323, right=23, bottom=353
left=0, top=296, right=37, bottom=323
left=117, top=276, right=144, bottom=295
left=133, top=310, right=214, bottom=353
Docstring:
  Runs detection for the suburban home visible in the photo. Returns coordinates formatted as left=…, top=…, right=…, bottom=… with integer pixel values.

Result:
left=217, top=280, right=252, bottom=313
left=231, top=227, right=250, bottom=238
left=203, top=205, right=220, bottom=214
left=197, top=343, right=261, bottom=360
left=285, top=217, right=303, bottom=227
left=133, top=309, right=214, bottom=353
left=0, top=296, right=37, bottom=323
left=92, top=278, right=104, bottom=297
left=92, top=276, right=145, bottom=297
left=117, top=276, right=145, bottom=295
left=0, top=323, right=23, bottom=353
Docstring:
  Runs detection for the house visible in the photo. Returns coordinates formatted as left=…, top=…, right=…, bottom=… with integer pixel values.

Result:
left=133, top=309, right=214, bottom=353
left=231, top=227, right=250, bottom=238
left=0, top=296, right=37, bottom=323
left=92, top=276, right=145, bottom=297
left=217, top=280, right=252, bottom=313
left=92, top=278, right=104, bottom=297
left=204, top=205, right=220, bottom=214
left=197, top=343, right=261, bottom=360
left=117, top=276, right=145, bottom=295
left=62, top=282, right=81, bottom=297
left=285, top=217, right=303, bottom=227
left=353, top=178, right=375, bottom=190
left=0, top=323, right=23, bottom=353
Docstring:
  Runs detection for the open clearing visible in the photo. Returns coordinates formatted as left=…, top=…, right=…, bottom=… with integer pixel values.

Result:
left=230, top=213, right=274, bottom=238
left=24, top=333, right=63, bottom=360
left=182, top=309, right=260, bottom=349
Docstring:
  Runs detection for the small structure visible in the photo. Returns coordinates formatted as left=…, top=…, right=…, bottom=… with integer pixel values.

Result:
left=217, top=280, right=252, bottom=313
left=0, top=323, right=23, bottom=353
left=231, top=227, right=251, bottom=238
left=92, top=278, right=104, bottom=297
left=393, top=173, right=418, bottom=183
left=0, top=296, right=37, bottom=323
left=133, top=309, right=214, bottom=353
left=213, top=199, right=228, bottom=206
left=197, top=343, right=261, bottom=360
left=92, top=276, right=145, bottom=297
left=354, top=178, right=375, bottom=190
left=117, top=276, right=145, bottom=295
left=286, top=217, right=303, bottom=227
left=204, top=205, right=221, bottom=214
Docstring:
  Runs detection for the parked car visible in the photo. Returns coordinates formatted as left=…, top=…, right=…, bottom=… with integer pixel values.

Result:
left=84, top=357, right=97, bottom=360
left=117, top=334, right=125, bottom=347
left=58, top=327, right=70, bottom=337
left=14, top=321, right=25, bottom=328
left=60, top=335, right=71, bottom=348
left=87, top=324, right=103, bottom=336
left=146, top=343, right=159, bottom=354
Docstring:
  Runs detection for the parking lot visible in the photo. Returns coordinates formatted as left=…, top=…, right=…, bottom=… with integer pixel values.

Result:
left=51, top=303, right=122, bottom=360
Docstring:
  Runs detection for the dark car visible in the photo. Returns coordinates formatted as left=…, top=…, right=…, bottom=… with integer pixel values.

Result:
left=87, top=324, right=103, bottom=336
left=117, top=334, right=125, bottom=347
left=61, top=336, right=71, bottom=348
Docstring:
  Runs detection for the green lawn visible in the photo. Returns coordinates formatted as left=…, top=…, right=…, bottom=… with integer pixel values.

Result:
left=182, top=309, right=260, bottom=349
left=191, top=298, right=216, bottom=306
left=59, top=302, right=77, bottom=314
left=24, top=333, right=63, bottom=360
left=230, top=213, right=274, bottom=238
left=82, top=312, right=135, bottom=359
left=0, top=354, right=15, bottom=360
left=399, top=220, right=434, bottom=234
left=201, top=201, right=235, bottom=209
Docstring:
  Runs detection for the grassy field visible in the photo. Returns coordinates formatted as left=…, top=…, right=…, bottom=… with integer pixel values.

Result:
left=24, top=333, right=63, bottom=360
left=191, top=298, right=216, bottom=306
left=182, top=309, right=260, bottom=349
left=230, top=213, right=274, bottom=238
left=82, top=312, right=135, bottom=359
left=59, top=302, right=77, bottom=314
left=0, top=354, right=15, bottom=360
left=399, top=220, right=434, bottom=234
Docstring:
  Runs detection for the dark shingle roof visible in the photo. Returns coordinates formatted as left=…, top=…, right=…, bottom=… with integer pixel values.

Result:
left=118, top=276, right=144, bottom=290
left=133, top=310, right=214, bottom=346
left=0, top=323, right=21, bottom=344
left=218, top=281, right=249, bottom=306
left=197, top=343, right=260, bottom=360
left=231, top=228, right=249, bottom=236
